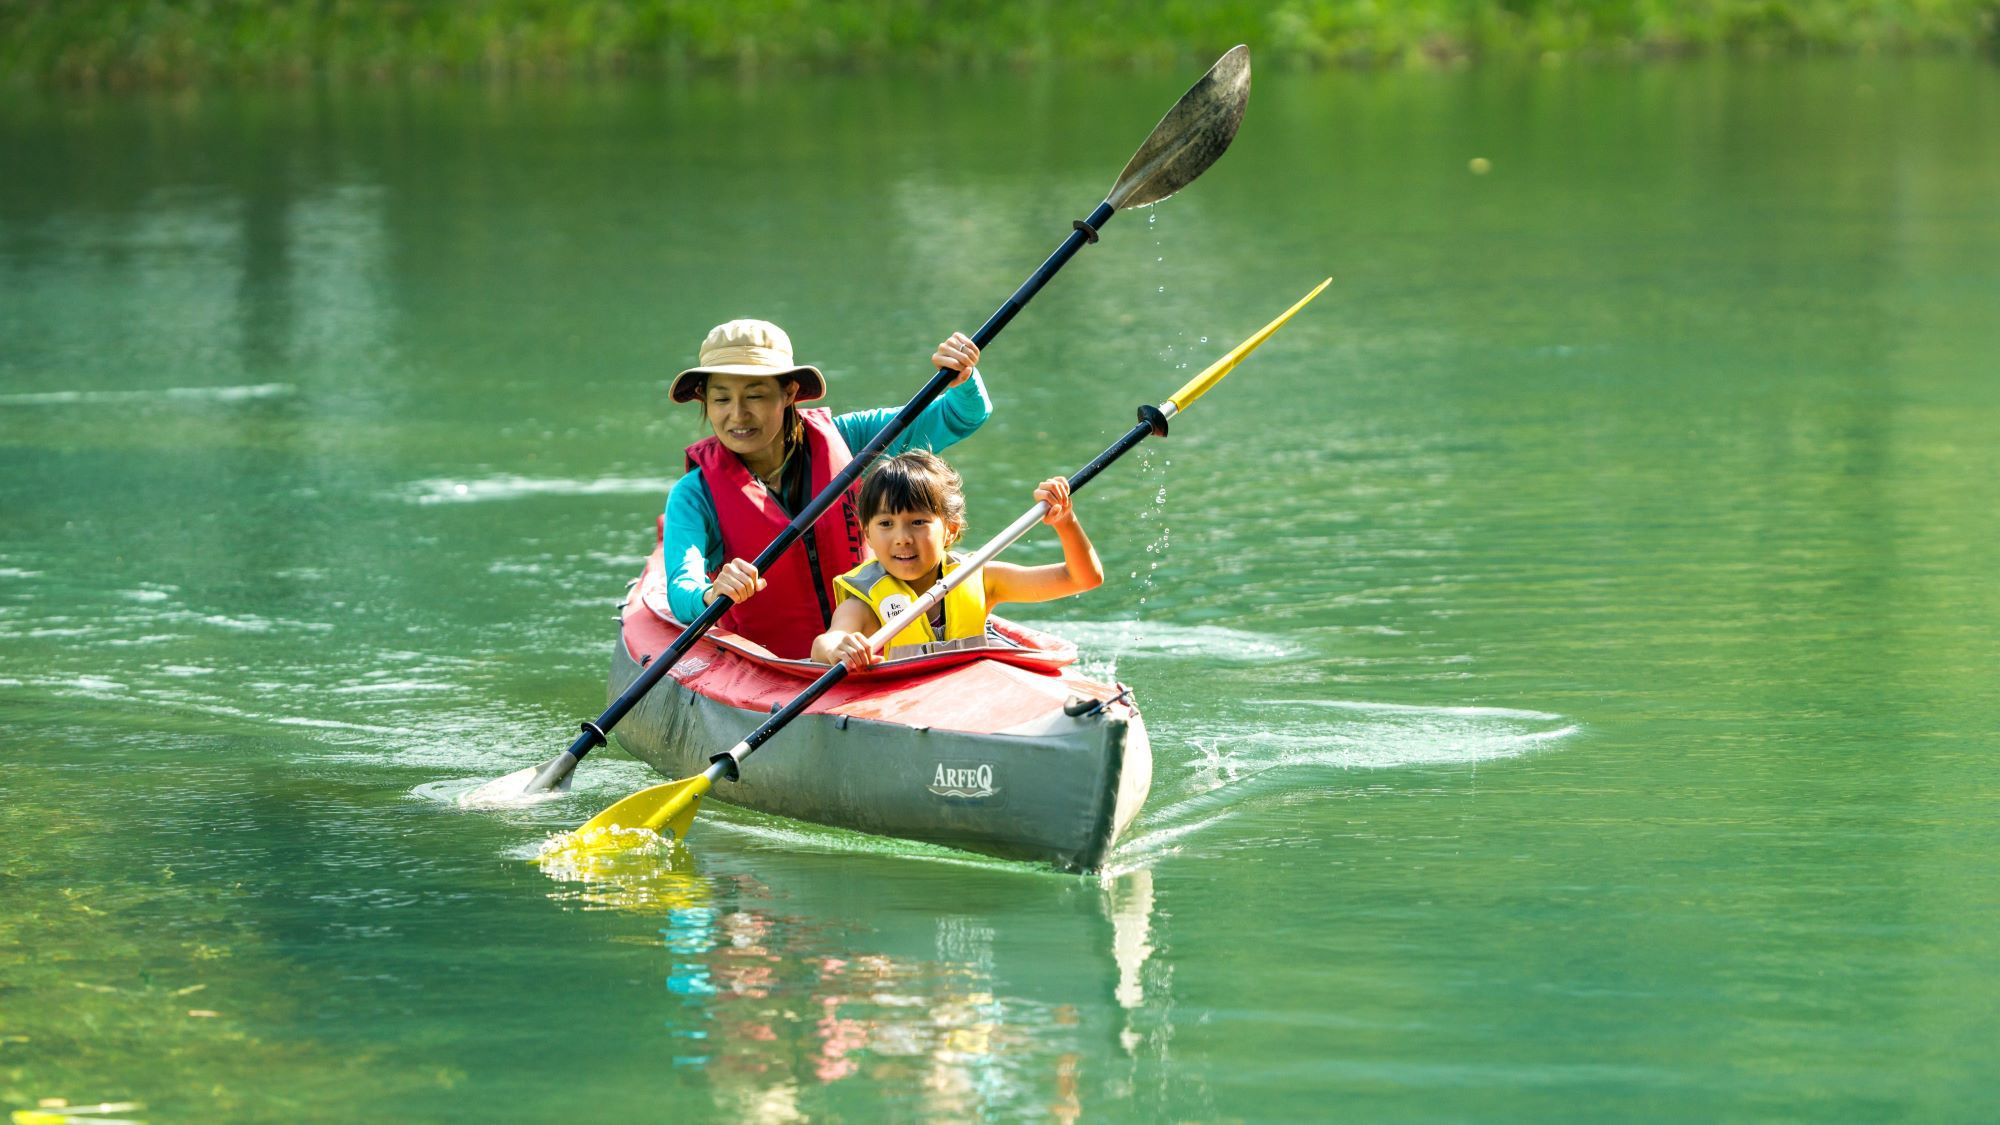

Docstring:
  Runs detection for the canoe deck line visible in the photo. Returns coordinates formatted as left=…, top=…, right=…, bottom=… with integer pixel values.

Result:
left=608, top=547, right=1152, bottom=872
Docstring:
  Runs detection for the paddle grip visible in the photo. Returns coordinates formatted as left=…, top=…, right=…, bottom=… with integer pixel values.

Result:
left=1067, top=412, right=1162, bottom=496
left=971, top=200, right=1115, bottom=349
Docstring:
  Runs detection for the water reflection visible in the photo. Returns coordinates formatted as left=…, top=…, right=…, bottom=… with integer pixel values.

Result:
left=535, top=840, right=1172, bottom=1118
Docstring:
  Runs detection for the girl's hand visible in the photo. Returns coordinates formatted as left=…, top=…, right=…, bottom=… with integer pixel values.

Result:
left=821, top=631, right=875, bottom=672
left=1035, top=477, right=1075, bottom=525
left=932, top=332, right=980, bottom=388
left=705, top=558, right=766, bottom=605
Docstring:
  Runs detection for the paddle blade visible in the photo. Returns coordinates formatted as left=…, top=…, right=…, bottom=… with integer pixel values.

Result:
left=1108, top=45, right=1251, bottom=210
left=579, top=773, right=713, bottom=841
left=457, top=757, right=572, bottom=807
left=1167, top=277, right=1331, bottom=413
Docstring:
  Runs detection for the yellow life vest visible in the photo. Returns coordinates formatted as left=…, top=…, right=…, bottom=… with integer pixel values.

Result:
left=832, top=552, right=988, bottom=653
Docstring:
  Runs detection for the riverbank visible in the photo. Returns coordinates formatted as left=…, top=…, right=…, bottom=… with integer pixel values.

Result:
left=4, top=0, right=1996, bottom=87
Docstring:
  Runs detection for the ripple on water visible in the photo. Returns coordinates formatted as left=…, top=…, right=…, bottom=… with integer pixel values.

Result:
left=396, top=474, right=673, bottom=505
left=706, top=814, right=1059, bottom=874
left=0, top=382, right=293, bottom=406
left=1051, top=620, right=1305, bottom=663
left=1110, top=698, right=1577, bottom=866
left=1184, top=698, right=1575, bottom=774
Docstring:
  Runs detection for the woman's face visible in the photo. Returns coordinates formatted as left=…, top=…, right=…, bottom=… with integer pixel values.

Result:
left=865, top=508, right=954, bottom=585
left=703, top=373, right=797, bottom=460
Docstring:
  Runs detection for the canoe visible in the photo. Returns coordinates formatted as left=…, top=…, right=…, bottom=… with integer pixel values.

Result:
left=607, top=544, right=1151, bottom=873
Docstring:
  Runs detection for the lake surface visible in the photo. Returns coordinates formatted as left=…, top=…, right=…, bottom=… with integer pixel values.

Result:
left=3, top=57, right=1997, bottom=1120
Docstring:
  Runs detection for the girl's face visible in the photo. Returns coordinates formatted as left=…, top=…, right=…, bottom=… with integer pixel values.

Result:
left=703, top=373, right=796, bottom=459
left=866, top=507, right=955, bottom=584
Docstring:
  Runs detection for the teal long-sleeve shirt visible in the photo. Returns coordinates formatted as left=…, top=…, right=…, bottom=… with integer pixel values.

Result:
left=661, top=371, right=992, bottom=624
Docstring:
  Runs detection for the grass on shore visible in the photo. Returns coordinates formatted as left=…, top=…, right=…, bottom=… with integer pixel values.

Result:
left=3, top=0, right=1998, bottom=86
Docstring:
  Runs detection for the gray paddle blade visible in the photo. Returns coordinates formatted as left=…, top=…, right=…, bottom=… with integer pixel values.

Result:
left=458, top=758, right=572, bottom=807
left=1108, top=44, right=1252, bottom=210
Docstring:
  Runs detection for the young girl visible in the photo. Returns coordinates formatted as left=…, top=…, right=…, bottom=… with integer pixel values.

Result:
left=809, top=450, right=1103, bottom=670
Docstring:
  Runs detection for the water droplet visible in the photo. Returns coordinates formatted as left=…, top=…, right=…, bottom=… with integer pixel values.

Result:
left=1199, top=336, right=1208, bottom=344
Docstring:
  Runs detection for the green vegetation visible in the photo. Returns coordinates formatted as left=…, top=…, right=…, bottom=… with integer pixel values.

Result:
left=2, top=0, right=1997, bottom=86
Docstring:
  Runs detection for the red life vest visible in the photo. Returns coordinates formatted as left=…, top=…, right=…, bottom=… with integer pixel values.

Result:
left=685, top=407, right=866, bottom=658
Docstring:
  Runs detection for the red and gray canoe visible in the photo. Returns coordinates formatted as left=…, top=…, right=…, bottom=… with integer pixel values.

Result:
left=608, top=546, right=1151, bottom=873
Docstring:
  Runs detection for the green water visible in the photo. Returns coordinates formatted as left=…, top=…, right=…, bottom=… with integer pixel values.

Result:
left=3, top=58, right=1997, bottom=1120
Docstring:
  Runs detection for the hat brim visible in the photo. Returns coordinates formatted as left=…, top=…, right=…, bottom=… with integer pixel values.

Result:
left=669, top=363, right=826, bottom=404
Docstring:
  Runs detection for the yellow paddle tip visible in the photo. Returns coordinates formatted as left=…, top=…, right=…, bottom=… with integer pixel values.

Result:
left=575, top=773, right=712, bottom=841
left=1165, top=277, right=1333, bottom=413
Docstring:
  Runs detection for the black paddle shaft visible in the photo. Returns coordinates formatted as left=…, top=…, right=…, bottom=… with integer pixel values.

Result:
left=707, top=401, right=1170, bottom=782
left=536, top=200, right=1122, bottom=786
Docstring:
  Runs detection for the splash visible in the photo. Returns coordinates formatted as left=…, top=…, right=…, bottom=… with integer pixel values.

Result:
left=533, top=826, right=709, bottom=913
left=537, top=822, right=674, bottom=861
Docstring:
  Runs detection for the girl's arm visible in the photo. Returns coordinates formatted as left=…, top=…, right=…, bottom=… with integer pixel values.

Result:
left=984, top=477, right=1105, bottom=607
left=810, top=597, right=883, bottom=670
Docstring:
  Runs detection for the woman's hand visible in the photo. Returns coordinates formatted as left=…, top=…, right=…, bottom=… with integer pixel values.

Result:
left=704, top=558, right=766, bottom=606
left=932, top=332, right=980, bottom=388
left=813, top=630, right=875, bottom=672
left=1035, top=477, right=1076, bottom=526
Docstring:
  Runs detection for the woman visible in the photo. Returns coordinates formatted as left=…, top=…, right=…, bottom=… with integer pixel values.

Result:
left=662, top=318, right=990, bottom=658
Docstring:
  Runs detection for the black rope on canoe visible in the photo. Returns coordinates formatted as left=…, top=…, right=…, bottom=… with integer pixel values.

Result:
left=1064, top=684, right=1133, bottom=718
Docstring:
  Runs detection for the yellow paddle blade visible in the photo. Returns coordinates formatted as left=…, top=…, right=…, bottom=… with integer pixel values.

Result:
left=578, top=773, right=713, bottom=841
left=1167, top=277, right=1331, bottom=414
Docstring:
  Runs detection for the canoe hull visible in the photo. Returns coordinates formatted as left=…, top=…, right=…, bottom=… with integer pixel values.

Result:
left=608, top=639, right=1149, bottom=873
left=605, top=544, right=1149, bottom=872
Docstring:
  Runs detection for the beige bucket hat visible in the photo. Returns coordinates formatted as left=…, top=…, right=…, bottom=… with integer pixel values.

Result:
left=669, top=319, right=826, bottom=404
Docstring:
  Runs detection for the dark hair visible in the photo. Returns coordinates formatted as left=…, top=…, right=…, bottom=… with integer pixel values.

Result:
left=858, top=450, right=966, bottom=545
left=690, top=374, right=805, bottom=449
